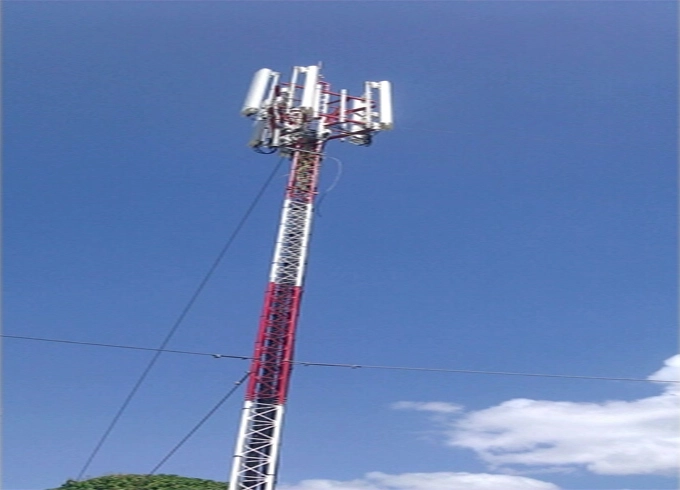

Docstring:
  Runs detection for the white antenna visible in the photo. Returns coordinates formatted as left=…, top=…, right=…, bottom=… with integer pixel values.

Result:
left=300, top=65, right=320, bottom=115
left=241, top=64, right=393, bottom=152
left=241, top=68, right=275, bottom=116
left=378, top=81, right=393, bottom=130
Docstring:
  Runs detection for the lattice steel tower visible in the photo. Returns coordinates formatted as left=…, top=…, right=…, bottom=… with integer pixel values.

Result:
left=230, top=65, right=393, bottom=490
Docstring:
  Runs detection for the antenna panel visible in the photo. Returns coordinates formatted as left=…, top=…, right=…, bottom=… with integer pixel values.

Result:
left=299, top=66, right=320, bottom=114
left=242, top=68, right=274, bottom=116
left=378, top=81, right=393, bottom=130
left=349, top=98, right=366, bottom=133
left=248, top=120, right=267, bottom=147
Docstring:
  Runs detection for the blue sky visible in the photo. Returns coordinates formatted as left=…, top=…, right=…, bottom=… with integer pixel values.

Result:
left=3, top=1, right=678, bottom=489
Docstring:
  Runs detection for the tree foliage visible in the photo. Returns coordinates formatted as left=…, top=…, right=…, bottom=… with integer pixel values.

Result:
left=53, top=474, right=228, bottom=490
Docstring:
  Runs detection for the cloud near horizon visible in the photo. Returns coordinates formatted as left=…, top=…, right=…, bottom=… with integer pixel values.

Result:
left=279, top=471, right=560, bottom=490
left=394, top=355, right=680, bottom=476
left=279, top=357, right=677, bottom=490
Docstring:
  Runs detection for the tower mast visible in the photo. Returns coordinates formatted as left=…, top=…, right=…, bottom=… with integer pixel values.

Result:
left=231, top=65, right=392, bottom=490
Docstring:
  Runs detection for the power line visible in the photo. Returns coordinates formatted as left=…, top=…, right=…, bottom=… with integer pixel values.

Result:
left=3, top=334, right=248, bottom=360
left=294, top=360, right=679, bottom=384
left=75, top=157, right=286, bottom=480
left=149, top=371, right=251, bottom=475
left=5, top=334, right=676, bottom=384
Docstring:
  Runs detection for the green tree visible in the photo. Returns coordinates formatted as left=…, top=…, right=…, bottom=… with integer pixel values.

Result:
left=53, top=474, right=228, bottom=490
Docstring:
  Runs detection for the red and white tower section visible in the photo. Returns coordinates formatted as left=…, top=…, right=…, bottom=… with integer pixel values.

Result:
left=230, top=65, right=392, bottom=490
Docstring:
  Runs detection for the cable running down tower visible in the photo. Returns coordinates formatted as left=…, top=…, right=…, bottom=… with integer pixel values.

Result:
left=231, top=64, right=393, bottom=490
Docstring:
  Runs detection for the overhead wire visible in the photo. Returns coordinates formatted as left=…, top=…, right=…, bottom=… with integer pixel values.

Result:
left=315, top=154, right=343, bottom=217
left=5, top=334, right=677, bottom=384
left=75, top=156, right=287, bottom=480
left=3, top=334, right=248, bottom=360
left=294, top=360, right=679, bottom=384
left=149, top=371, right=251, bottom=475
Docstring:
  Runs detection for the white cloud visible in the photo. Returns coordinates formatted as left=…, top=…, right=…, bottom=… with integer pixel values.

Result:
left=392, top=401, right=464, bottom=414
left=648, top=354, right=680, bottom=394
left=395, top=355, right=680, bottom=477
left=279, top=471, right=560, bottom=490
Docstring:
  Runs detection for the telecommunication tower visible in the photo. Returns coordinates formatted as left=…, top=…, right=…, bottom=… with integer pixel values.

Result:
left=230, top=65, right=393, bottom=490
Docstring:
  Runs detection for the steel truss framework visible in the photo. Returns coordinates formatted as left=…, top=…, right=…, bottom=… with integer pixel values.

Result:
left=230, top=144, right=324, bottom=490
left=232, top=65, right=391, bottom=490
